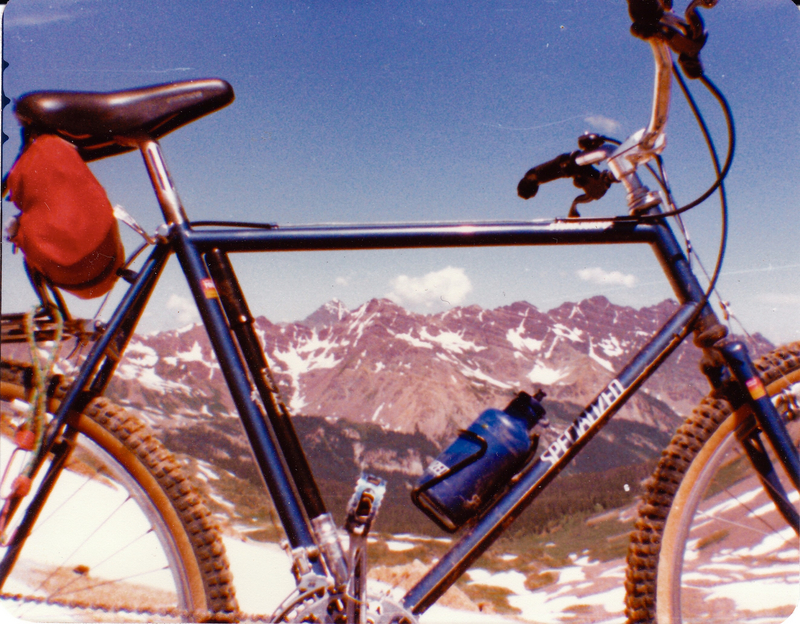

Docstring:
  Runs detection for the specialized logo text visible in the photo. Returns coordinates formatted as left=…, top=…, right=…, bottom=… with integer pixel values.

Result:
left=540, top=379, right=625, bottom=466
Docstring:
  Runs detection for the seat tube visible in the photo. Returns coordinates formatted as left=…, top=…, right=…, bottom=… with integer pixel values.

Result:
left=171, top=226, right=323, bottom=568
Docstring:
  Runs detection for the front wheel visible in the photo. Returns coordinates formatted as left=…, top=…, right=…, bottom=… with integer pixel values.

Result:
left=0, top=359, right=238, bottom=621
left=626, top=342, right=800, bottom=623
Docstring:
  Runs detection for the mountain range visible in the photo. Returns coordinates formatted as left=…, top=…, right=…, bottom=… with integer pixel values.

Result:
left=20, top=296, right=771, bottom=533
left=103, top=295, right=769, bottom=439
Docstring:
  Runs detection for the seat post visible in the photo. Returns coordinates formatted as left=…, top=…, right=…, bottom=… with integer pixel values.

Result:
left=138, top=138, right=188, bottom=225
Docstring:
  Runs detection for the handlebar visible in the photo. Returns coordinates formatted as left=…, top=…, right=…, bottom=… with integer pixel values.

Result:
left=517, top=140, right=615, bottom=217
left=518, top=1, right=720, bottom=216
left=517, top=152, right=577, bottom=200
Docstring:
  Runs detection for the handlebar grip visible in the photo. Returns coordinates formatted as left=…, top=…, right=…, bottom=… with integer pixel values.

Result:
left=628, top=0, right=665, bottom=39
left=517, top=152, right=577, bottom=200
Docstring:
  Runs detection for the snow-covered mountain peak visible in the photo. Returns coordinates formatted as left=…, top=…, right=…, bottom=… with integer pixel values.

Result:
left=90, top=296, right=771, bottom=443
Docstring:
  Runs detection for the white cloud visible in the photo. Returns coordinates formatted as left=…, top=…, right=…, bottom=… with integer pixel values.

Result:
left=584, top=115, right=621, bottom=135
left=578, top=267, right=637, bottom=288
left=335, top=276, right=349, bottom=286
left=387, top=266, right=473, bottom=310
left=166, top=294, right=201, bottom=326
left=3, top=0, right=98, bottom=28
left=5, top=12, right=75, bottom=27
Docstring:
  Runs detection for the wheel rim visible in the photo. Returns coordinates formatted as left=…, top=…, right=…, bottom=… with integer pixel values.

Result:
left=1, top=397, right=198, bottom=620
left=657, top=370, right=800, bottom=623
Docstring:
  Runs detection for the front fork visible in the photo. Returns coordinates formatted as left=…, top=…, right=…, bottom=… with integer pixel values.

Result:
left=720, top=341, right=800, bottom=532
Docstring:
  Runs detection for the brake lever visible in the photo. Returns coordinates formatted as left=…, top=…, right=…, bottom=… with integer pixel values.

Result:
left=660, top=11, right=707, bottom=78
left=630, top=0, right=717, bottom=79
left=518, top=134, right=618, bottom=218
left=568, top=168, right=616, bottom=218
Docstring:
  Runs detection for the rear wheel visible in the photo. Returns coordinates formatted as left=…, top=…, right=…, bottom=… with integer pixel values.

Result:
left=626, top=342, right=800, bottom=623
left=0, top=359, right=237, bottom=621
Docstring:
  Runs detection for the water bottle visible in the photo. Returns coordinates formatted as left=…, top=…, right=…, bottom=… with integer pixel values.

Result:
left=412, top=391, right=547, bottom=532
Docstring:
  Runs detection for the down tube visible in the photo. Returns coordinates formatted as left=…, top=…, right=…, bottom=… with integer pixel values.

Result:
left=402, top=301, right=701, bottom=615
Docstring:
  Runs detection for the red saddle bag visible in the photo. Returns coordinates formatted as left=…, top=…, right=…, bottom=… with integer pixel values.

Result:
left=7, top=135, right=124, bottom=299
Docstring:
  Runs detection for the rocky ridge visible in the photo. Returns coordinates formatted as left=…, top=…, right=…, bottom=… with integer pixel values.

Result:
left=103, top=295, right=769, bottom=443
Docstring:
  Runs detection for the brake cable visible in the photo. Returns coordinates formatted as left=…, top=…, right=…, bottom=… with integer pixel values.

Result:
left=671, top=65, right=729, bottom=323
left=636, top=62, right=735, bottom=221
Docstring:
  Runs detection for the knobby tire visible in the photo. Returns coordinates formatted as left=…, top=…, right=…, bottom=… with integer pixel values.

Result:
left=626, top=342, right=800, bottom=623
left=0, top=359, right=238, bottom=622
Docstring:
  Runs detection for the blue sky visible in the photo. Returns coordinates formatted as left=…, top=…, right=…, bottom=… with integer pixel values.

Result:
left=1, top=0, right=798, bottom=343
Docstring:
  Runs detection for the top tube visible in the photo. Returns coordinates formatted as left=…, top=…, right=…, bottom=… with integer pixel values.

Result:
left=183, top=218, right=659, bottom=253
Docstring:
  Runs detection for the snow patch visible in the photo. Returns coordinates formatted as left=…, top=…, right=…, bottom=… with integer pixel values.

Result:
left=552, top=324, right=584, bottom=343
left=588, top=338, right=614, bottom=372
left=272, top=330, right=343, bottom=410
left=419, top=328, right=486, bottom=354
left=125, top=342, right=159, bottom=367
left=385, top=540, right=415, bottom=552
left=506, top=321, right=544, bottom=353
left=162, top=341, right=221, bottom=379
left=390, top=329, right=434, bottom=349
left=459, top=365, right=513, bottom=389
left=527, top=361, right=569, bottom=385
left=704, top=578, right=799, bottom=613
left=598, top=336, right=624, bottom=358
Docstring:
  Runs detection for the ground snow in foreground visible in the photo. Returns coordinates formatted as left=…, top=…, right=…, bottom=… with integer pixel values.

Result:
left=222, top=536, right=518, bottom=623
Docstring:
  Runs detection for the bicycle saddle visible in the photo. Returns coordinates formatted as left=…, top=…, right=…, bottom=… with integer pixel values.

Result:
left=13, top=78, right=234, bottom=161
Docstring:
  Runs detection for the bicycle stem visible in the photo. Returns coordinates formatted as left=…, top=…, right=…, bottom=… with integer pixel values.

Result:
left=583, top=39, right=672, bottom=216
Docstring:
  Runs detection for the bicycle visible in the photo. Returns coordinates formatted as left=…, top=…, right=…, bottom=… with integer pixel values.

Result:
left=1, top=0, right=798, bottom=622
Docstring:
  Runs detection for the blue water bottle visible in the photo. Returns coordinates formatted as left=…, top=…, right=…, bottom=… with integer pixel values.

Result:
left=412, top=391, right=547, bottom=532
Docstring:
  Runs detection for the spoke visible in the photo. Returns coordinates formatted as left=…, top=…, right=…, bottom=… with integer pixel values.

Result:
left=50, top=563, right=172, bottom=601
left=695, top=481, right=778, bottom=537
left=82, top=526, right=156, bottom=577
left=724, top=482, right=780, bottom=533
left=40, top=527, right=159, bottom=602
left=695, top=507, right=772, bottom=537
left=28, top=495, right=133, bottom=598
left=28, top=468, right=96, bottom=537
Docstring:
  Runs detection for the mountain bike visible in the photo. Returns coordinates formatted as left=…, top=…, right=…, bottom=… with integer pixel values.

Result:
left=1, top=1, right=798, bottom=622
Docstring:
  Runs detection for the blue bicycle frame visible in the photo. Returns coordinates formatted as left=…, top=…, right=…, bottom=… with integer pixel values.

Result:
left=2, top=136, right=798, bottom=617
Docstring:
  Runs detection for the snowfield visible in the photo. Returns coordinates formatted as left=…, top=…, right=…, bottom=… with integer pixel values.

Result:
left=3, top=524, right=798, bottom=623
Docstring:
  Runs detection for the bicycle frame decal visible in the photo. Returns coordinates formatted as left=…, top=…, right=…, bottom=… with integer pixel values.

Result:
left=746, top=376, right=767, bottom=400
left=540, top=378, right=626, bottom=467
left=545, top=219, right=615, bottom=232
left=200, top=277, right=219, bottom=299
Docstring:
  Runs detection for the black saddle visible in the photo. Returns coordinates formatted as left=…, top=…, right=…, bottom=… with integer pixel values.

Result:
left=13, top=78, right=234, bottom=161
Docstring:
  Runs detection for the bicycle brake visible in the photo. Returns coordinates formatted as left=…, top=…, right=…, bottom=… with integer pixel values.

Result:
left=629, top=0, right=716, bottom=79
